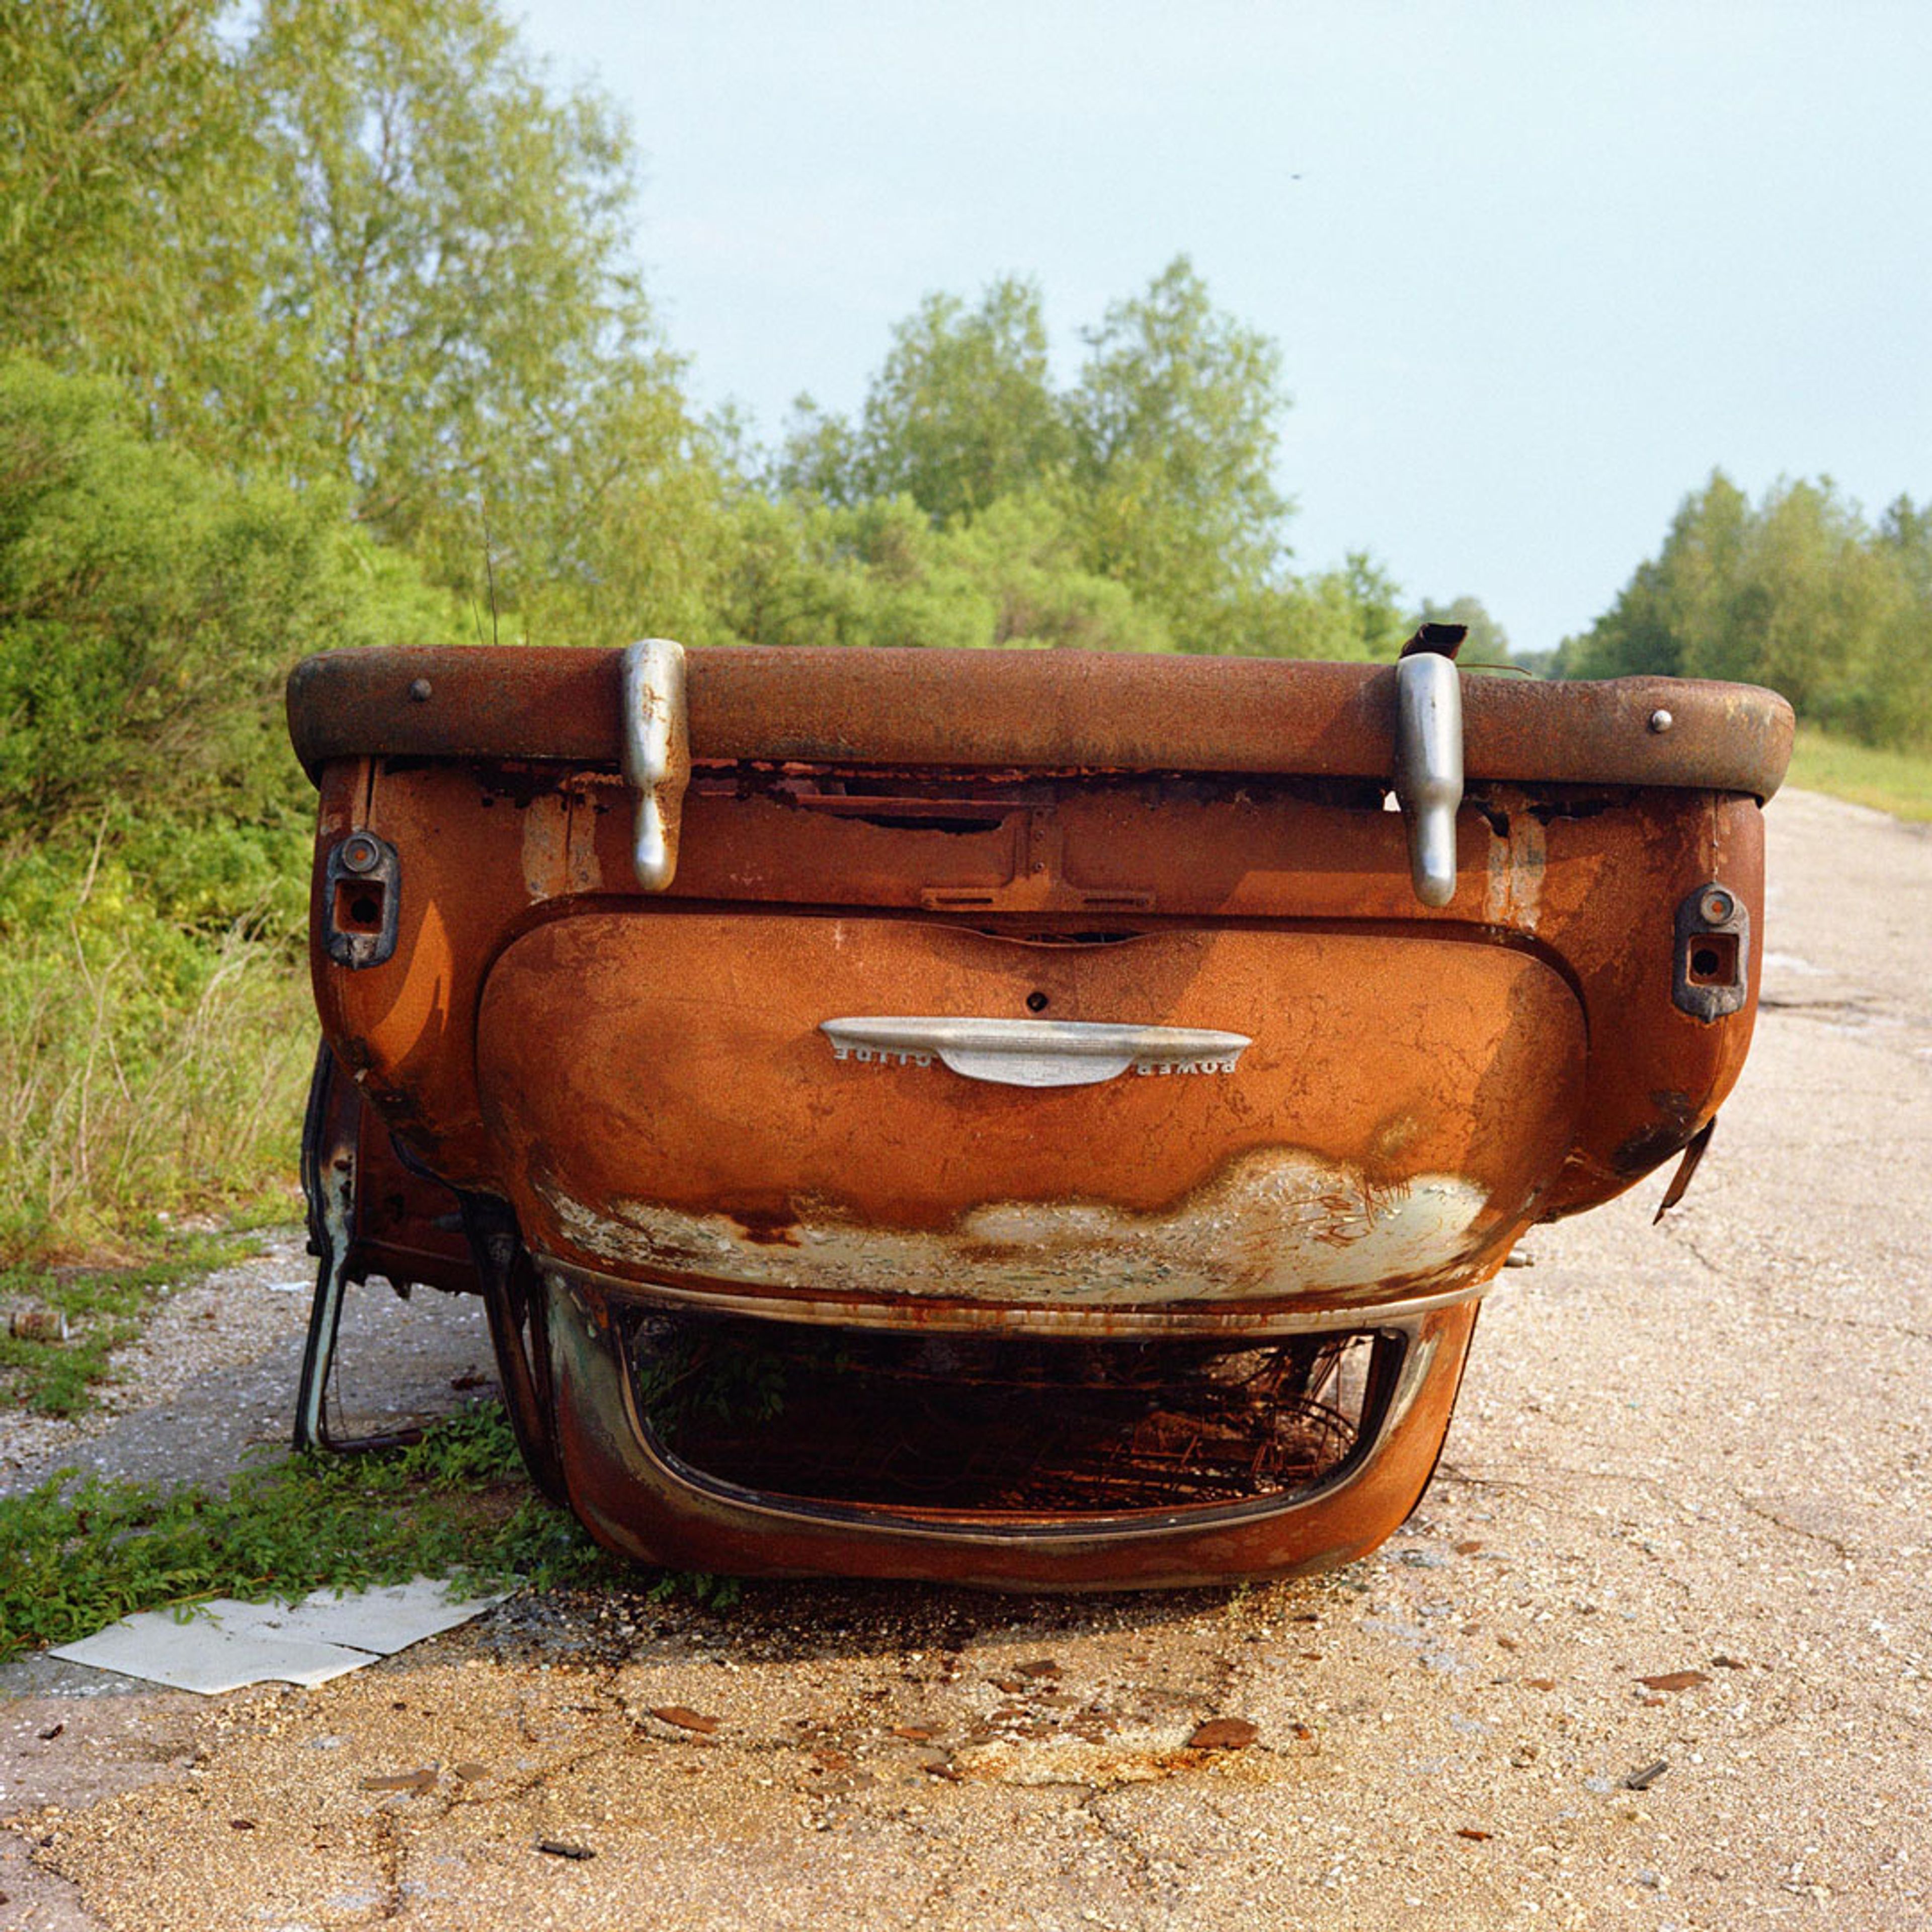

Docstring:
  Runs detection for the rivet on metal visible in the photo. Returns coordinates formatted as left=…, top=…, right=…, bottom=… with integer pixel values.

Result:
left=408, top=677, right=433, bottom=702
left=1648, top=708, right=1674, bottom=734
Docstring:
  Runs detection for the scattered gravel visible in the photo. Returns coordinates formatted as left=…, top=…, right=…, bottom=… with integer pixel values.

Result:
left=0, top=1226, right=494, bottom=1498
left=0, top=1227, right=316, bottom=1483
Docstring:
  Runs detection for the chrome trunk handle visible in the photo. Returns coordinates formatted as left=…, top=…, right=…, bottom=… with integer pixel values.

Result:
left=820, top=1016, right=1252, bottom=1088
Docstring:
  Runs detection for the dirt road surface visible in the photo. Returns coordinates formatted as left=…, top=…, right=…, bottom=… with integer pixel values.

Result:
left=3, top=787, right=1926, bottom=1930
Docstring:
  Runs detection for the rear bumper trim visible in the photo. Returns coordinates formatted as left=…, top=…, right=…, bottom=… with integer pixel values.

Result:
left=534, top=1250, right=1494, bottom=1339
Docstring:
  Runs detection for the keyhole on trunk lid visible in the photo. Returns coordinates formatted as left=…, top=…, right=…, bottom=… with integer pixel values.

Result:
left=1026, top=991, right=1049, bottom=1013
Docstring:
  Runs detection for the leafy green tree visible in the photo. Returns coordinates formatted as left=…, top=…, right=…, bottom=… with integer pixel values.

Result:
left=3, top=0, right=723, bottom=640
left=1561, top=471, right=1931, bottom=747
left=708, top=490, right=1171, bottom=655
left=774, top=398, right=864, bottom=513
left=0, top=1, right=266, bottom=416
left=239, top=0, right=717, bottom=615
left=1866, top=496, right=1932, bottom=745
left=1064, top=257, right=1290, bottom=633
left=1878, top=495, right=1932, bottom=592
left=1560, top=472, right=1750, bottom=682
left=940, top=492, right=1172, bottom=652
left=780, top=280, right=1068, bottom=523
left=1224, top=553, right=1409, bottom=662
left=1710, top=479, right=1902, bottom=713
left=0, top=360, right=460, bottom=913
left=776, top=259, right=1296, bottom=650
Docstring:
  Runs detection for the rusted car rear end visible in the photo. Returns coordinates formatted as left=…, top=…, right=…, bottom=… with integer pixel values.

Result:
left=287, top=642, right=1790, bottom=1586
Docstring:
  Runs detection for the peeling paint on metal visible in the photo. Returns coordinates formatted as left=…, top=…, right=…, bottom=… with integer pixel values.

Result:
left=1484, top=811, right=1547, bottom=929
left=519, top=794, right=570, bottom=901
left=534, top=1147, right=1490, bottom=1306
left=564, top=792, right=606, bottom=896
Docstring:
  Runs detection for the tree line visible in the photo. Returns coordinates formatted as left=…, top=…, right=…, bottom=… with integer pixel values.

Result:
left=1558, top=473, right=1932, bottom=750
left=0, top=0, right=1453, bottom=919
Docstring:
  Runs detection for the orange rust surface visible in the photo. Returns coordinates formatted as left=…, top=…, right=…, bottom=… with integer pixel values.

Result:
left=476, top=915, right=1583, bottom=1312
left=309, top=1043, right=476, bottom=1297
left=545, top=1288, right=1481, bottom=1589
left=320, top=761, right=1766, bottom=1230
left=289, top=644, right=1786, bottom=1582
left=289, top=646, right=1794, bottom=799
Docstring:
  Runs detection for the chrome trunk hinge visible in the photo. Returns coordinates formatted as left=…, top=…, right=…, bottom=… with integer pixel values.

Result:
left=621, top=639, right=691, bottom=891
left=1394, top=637, right=1465, bottom=908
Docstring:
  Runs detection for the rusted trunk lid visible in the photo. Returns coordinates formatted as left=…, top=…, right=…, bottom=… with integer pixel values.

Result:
left=479, top=914, right=1584, bottom=1325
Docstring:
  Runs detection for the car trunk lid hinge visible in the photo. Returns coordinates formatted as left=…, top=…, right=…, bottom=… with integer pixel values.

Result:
left=1394, top=624, right=1467, bottom=908
left=621, top=638, right=691, bottom=891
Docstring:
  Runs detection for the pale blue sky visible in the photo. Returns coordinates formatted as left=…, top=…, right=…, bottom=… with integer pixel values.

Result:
left=517, top=1, right=1930, bottom=655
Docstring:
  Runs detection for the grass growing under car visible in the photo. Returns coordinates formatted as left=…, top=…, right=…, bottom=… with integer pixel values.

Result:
left=0, top=1404, right=738, bottom=1665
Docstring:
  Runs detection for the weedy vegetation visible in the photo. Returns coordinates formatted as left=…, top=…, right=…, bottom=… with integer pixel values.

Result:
left=0, top=1404, right=740, bottom=1664
left=0, top=1227, right=264, bottom=1418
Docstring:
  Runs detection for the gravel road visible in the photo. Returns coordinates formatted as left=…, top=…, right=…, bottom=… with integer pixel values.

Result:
left=3, top=786, right=1927, bottom=1931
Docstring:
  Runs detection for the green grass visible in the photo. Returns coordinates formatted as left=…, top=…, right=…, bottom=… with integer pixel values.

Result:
left=0, top=852, right=315, bottom=1269
left=0, top=1405, right=654, bottom=1663
left=1787, top=726, right=1932, bottom=822
left=0, top=844, right=315, bottom=1412
left=0, top=1227, right=270, bottom=1417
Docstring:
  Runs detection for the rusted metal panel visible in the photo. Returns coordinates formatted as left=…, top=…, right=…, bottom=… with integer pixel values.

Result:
left=302, top=1043, right=476, bottom=1299
left=289, top=641, right=1785, bottom=1585
left=542, top=1278, right=1482, bottom=1589
left=475, top=915, right=1583, bottom=1321
left=321, top=764, right=1765, bottom=1222
left=288, top=646, right=1794, bottom=800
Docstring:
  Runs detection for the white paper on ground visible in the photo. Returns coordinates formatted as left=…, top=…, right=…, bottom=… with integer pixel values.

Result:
left=208, top=1580, right=506, bottom=1656
left=48, top=1579, right=506, bottom=1695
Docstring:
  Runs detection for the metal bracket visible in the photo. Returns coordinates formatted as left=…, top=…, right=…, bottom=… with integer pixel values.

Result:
left=322, top=831, right=399, bottom=969
left=1393, top=652, right=1465, bottom=908
left=621, top=638, right=691, bottom=891
left=292, top=1045, right=437, bottom=1455
left=820, top=1016, right=1252, bottom=1088
left=1673, top=881, right=1750, bottom=1020
left=292, top=1145, right=357, bottom=1452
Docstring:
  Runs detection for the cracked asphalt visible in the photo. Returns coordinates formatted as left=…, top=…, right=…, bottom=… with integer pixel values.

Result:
left=2, top=786, right=1927, bottom=1930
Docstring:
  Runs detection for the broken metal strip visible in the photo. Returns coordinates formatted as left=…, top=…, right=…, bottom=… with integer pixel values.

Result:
left=620, top=638, right=690, bottom=891
left=819, top=1015, right=1252, bottom=1088
left=1653, top=1116, right=1717, bottom=1223
left=1394, top=649, right=1465, bottom=908
left=292, top=1047, right=437, bottom=1455
left=291, top=1147, right=354, bottom=1453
